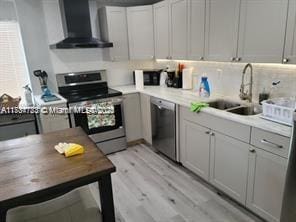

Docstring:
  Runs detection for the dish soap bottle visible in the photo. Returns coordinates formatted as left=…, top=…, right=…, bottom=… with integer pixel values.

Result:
left=199, top=76, right=210, bottom=98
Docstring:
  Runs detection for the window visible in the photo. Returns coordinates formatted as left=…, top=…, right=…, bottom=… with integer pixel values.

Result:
left=0, top=20, right=30, bottom=101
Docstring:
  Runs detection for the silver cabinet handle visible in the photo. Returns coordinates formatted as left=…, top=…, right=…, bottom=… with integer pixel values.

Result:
left=205, top=131, right=211, bottom=135
left=210, top=132, right=215, bottom=136
left=200, top=56, right=204, bottom=61
left=249, top=148, right=256, bottom=153
left=283, top=58, right=289, bottom=63
left=235, top=57, right=241, bottom=62
left=230, top=57, right=235, bottom=62
left=260, top=139, right=283, bottom=149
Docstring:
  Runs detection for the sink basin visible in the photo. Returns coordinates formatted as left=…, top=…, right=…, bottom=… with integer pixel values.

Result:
left=208, top=99, right=241, bottom=110
left=227, top=106, right=262, bottom=116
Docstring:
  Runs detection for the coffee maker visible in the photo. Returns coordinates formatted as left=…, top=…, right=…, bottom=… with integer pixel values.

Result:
left=166, top=71, right=175, bottom=87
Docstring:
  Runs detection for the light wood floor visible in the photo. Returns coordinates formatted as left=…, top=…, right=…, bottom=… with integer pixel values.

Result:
left=108, top=144, right=263, bottom=222
left=7, top=144, right=263, bottom=222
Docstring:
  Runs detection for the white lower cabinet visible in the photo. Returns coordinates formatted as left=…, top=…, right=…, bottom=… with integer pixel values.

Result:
left=247, top=147, right=287, bottom=222
left=179, top=105, right=288, bottom=222
left=180, top=119, right=211, bottom=181
left=140, top=93, right=152, bottom=144
left=209, top=132, right=249, bottom=204
left=123, top=93, right=142, bottom=142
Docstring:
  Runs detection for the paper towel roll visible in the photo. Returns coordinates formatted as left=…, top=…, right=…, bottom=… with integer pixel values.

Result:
left=135, top=70, right=144, bottom=91
left=182, top=68, right=193, bottom=90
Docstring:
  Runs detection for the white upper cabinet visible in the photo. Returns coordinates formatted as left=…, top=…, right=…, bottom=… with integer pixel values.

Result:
left=170, top=0, right=188, bottom=59
left=284, top=0, right=296, bottom=64
left=187, top=0, right=206, bottom=60
left=127, top=5, right=155, bottom=60
left=153, top=0, right=170, bottom=59
left=205, top=0, right=240, bottom=62
left=99, top=6, right=129, bottom=61
left=237, top=0, right=289, bottom=63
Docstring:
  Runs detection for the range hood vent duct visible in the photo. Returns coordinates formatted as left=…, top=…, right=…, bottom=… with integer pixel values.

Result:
left=50, top=0, right=113, bottom=49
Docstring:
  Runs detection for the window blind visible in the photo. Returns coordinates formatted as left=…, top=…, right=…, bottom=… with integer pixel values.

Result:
left=0, top=20, right=29, bottom=101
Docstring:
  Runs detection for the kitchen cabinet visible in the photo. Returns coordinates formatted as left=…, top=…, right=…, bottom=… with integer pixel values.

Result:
left=0, top=114, right=37, bottom=141
left=38, top=111, right=70, bottom=134
left=140, top=93, right=152, bottom=144
left=284, top=0, right=296, bottom=64
left=127, top=5, right=155, bottom=60
left=99, top=6, right=129, bottom=61
left=34, top=95, right=70, bottom=134
left=205, top=0, right=240, bottom=62
left=187, top=0, right=206, bottom=60
left=153, top=0, right=170, bottom=59
left=237, top=0, right=288, bottom=63
left=123, top=93, right=142, bottom=142
left=170, top=0, right=188, bottom=59
left=247, top=147, right=287, bottom=222
left=180, top=119, right=211, bottom=181
left=210, top=132, right=249, bottom=204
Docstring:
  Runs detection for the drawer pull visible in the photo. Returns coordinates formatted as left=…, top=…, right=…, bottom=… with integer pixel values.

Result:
left=205, top=131, right=211, bottom=135
left=260, top=139, right=283, bottom=149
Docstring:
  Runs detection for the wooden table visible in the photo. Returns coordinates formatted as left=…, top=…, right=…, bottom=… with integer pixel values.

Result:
left=0, top=127, right=116, bottom=222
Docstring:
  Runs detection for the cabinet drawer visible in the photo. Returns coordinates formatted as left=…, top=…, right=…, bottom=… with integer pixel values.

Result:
left=251, top=128, right=290, bottom=158
left=180, top=106, right=251, bottom=143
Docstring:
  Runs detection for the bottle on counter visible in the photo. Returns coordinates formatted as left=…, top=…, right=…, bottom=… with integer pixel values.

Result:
left=199, top=75, right=210, bottom=98
left=23, top=84, right=33, bottom=106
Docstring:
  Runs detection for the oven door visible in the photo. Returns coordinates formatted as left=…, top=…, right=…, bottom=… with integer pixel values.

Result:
left=69, top=97, right=125, bottom=143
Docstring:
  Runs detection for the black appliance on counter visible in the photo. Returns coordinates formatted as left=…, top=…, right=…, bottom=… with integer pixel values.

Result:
left=133, top=69, right=162, bottom=86
left=57, top=70, right=126, bottom=154
left=166, top=71, right=175, bottom=87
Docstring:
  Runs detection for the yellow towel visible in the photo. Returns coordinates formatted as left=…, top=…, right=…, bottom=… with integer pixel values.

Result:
left=55, top=143, right=85, bottom=157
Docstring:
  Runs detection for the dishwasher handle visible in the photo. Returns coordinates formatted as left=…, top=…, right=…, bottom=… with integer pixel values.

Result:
left=151, top=97, right=175, bottom=111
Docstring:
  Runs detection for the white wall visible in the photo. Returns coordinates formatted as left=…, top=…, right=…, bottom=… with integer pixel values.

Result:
left=14, top=0, right=56, bottom=95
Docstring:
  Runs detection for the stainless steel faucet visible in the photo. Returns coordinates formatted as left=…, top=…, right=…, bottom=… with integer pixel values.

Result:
left=239, top=63, right=253, bottom=102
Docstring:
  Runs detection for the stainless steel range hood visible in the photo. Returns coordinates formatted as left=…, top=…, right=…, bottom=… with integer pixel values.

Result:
left=50, top=0, right=113, bottom=49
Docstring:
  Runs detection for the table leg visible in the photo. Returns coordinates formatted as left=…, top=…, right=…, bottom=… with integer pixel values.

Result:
left=98, top=174, right=115, bottom=222
left=0, top=208, right=7, bottom=222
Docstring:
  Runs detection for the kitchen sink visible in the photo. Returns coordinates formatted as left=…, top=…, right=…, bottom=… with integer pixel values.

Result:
left=227, top=106, right=262, bottom=116
left=208, top=99, right=241, bottom=110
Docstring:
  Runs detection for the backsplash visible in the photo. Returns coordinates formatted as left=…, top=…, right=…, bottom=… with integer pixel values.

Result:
left=155, top=60, right=296, bottom=103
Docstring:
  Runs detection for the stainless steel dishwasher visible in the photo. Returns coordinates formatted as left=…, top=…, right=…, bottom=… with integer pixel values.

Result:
left=151, top=97, right=176, bottom=161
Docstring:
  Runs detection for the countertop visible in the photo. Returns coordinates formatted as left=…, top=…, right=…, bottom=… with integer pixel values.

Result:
left=34, top=93, right=67, bottom=107
left=112, top=85, right=293, bottom=138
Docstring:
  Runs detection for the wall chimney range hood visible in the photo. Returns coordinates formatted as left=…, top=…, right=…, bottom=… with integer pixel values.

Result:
left=50, top=0, right=113, bottom=49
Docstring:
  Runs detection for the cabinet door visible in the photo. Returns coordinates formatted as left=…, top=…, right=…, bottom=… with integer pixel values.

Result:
left=210, top=132, right=249, bottom=204
left=205, top=0, right=240, bottom=62
left=123, top=93, right=142, bottom=142
left=284, top=0, right=296, bottom=64
left=170, top=0, right=188, bottom=59
left=39, top=113, right=69, bottom=133
left=140, top=93, right=152, bottom=144
left=237, top=0, right=288, bottom=63
left=102, top=7, right=129, bottom=61
left=127, top=5, right=155, bottom=60
left=180, top=119, right=210, bottom=181
left=0, top=122, right=37, bottom=141
left=247, top=148, right=287, bottom=222
left=187, top=0, right=206, bottom=60
left=154, top=0, right=170, bottom=59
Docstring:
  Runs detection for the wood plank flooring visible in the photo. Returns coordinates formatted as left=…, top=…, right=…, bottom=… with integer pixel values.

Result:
left=107, top=144, right=263, bottom=222
left=7, top=144, right=263, bottom=222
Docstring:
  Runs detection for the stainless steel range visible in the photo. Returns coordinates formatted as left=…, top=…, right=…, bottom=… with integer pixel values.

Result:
left=57, top=70, right=126, bottom=154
